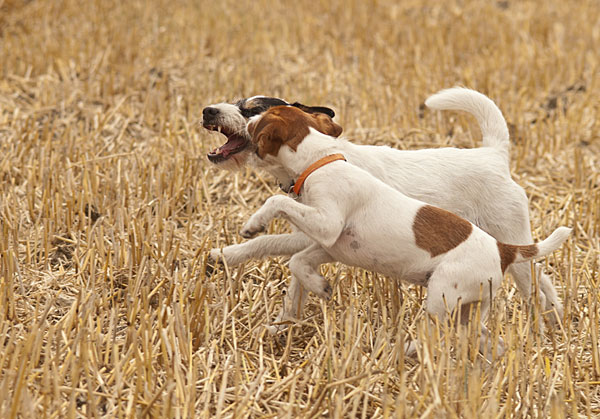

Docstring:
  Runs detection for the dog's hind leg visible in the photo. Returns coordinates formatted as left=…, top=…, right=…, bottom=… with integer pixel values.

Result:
left=459, top=301, right=505, bottom=359
left=508, top=262, right=564, bottom=326
left=426, top=273, right=504, bottom=359
left=482, top=208, right=563, bottom=327
left=289, top=244, right=334, bottom=300
left=267, top=244, right=333, bottom=334
left=266, top=275, right=308, bottom=334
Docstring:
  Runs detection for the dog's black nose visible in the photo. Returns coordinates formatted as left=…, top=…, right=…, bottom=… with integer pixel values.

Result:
left=203, top=107, right=219, bottom=117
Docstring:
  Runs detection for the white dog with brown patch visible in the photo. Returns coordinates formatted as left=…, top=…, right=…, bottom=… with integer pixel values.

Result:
left=240, top=106, right=571, bottom=354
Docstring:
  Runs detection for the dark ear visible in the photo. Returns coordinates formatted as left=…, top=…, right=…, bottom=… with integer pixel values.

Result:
left=291, top=102, right=335, bottom=118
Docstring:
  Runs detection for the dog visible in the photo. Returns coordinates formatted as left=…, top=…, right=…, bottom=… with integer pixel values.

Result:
left=202, top=96, right=336, bottom=171
left=239, top=105, right=571, bottom=354
left=205, top=88, right=565, bottom=326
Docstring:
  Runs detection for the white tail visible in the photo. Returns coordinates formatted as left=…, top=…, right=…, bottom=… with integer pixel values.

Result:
left=498, top=227, right=571, bottom=274
left=517, top=226, right=572, bottom=264
left=425, top=87, right=510, bottom=158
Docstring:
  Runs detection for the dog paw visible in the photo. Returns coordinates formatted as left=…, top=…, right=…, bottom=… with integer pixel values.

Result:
left=209, top=248, right=222, bottom=261
left=240, top=217, right=265, bottom=238
left=265, top=322, right=288, bottom=335
left=315, top=280, right=333, bottom=300
left=206, top=249, right=224, bottom=275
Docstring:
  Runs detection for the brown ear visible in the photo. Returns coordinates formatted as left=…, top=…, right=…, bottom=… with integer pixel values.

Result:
left=251, top=114, right=290, bottom=158
left=311, top=113, right=343, bottom=138
left=254, top=122, right=280, bottom=159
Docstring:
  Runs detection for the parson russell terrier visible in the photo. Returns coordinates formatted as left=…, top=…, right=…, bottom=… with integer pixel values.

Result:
left=205, top=88, right=565, bottom=328
left=239, top=106, right=571, bottom=354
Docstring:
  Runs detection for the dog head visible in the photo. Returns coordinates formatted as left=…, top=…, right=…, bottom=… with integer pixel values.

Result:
left=202, top=96, right=337, bottom=169
left=247, top=106, right=343, bottom=159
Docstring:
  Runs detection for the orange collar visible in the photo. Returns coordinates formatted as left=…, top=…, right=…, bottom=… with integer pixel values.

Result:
left=292, top=153, right=346, bottom=196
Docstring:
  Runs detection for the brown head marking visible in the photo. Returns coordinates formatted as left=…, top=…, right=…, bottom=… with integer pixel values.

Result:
left=247, top=106, right=343, bottom=159
left=413, top=205, right=473, bottom=257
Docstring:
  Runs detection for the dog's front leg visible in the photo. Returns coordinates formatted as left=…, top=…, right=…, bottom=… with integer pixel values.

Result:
left=241, top=195, right=345, bottom=248
left=209, top=232, right=314, bottom=267
left=241, top=195, right=289, bottom=238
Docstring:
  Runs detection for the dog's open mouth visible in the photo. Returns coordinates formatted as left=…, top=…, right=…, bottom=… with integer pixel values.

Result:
left=204, top=124, right=250, bottom=163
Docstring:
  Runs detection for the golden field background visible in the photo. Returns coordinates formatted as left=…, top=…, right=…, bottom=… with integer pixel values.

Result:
left=0, top=0, right=599, bottom=417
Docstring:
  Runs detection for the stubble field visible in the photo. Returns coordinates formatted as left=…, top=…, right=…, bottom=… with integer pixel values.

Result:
left=0, top=0, right=599, bottom=417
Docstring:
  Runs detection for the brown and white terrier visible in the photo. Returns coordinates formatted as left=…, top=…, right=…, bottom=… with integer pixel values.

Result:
left=240, top=105, right=571, bottom=355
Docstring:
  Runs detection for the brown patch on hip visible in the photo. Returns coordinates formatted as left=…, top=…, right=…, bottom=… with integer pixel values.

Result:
left=497, top=242, right=517, bottom=273
left=413, top=205, right=473, bottom=257
left=497, top=242, right=538, bottom=273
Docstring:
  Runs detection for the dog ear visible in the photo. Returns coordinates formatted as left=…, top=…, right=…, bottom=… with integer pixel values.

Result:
left=251, top=114, right=287, bottom=158
left=291, top=102, right=335, bottom=118
left=311, top=113, right=343, bottom=138
left=253, top=124, right=276, bottom=159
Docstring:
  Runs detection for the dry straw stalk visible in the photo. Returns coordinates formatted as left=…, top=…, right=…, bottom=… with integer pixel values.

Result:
left=0, top=0, right=599, bottom=417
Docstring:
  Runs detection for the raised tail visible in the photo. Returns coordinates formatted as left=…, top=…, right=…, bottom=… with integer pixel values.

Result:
left=425, top=87, right=510, bottom=158
left=498, top=227, right=572, bottom=273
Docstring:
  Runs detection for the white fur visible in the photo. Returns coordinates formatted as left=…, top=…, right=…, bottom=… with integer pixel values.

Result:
left=240, top=127, right=571, bottom=354
left=210, top=88, right=565, bottom=324
left=425, top=88, right=510, bottom=157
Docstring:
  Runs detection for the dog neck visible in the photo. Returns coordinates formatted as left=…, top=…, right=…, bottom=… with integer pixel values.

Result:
left=248, top=153, right=296, bottom=191
left=292, top=153, right=346, bottom=195
left=276, top=129, right=342, bottom=179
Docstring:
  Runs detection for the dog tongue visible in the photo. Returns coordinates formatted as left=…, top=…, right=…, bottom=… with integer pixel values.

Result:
left=217, top=134, right=246, bottom=158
